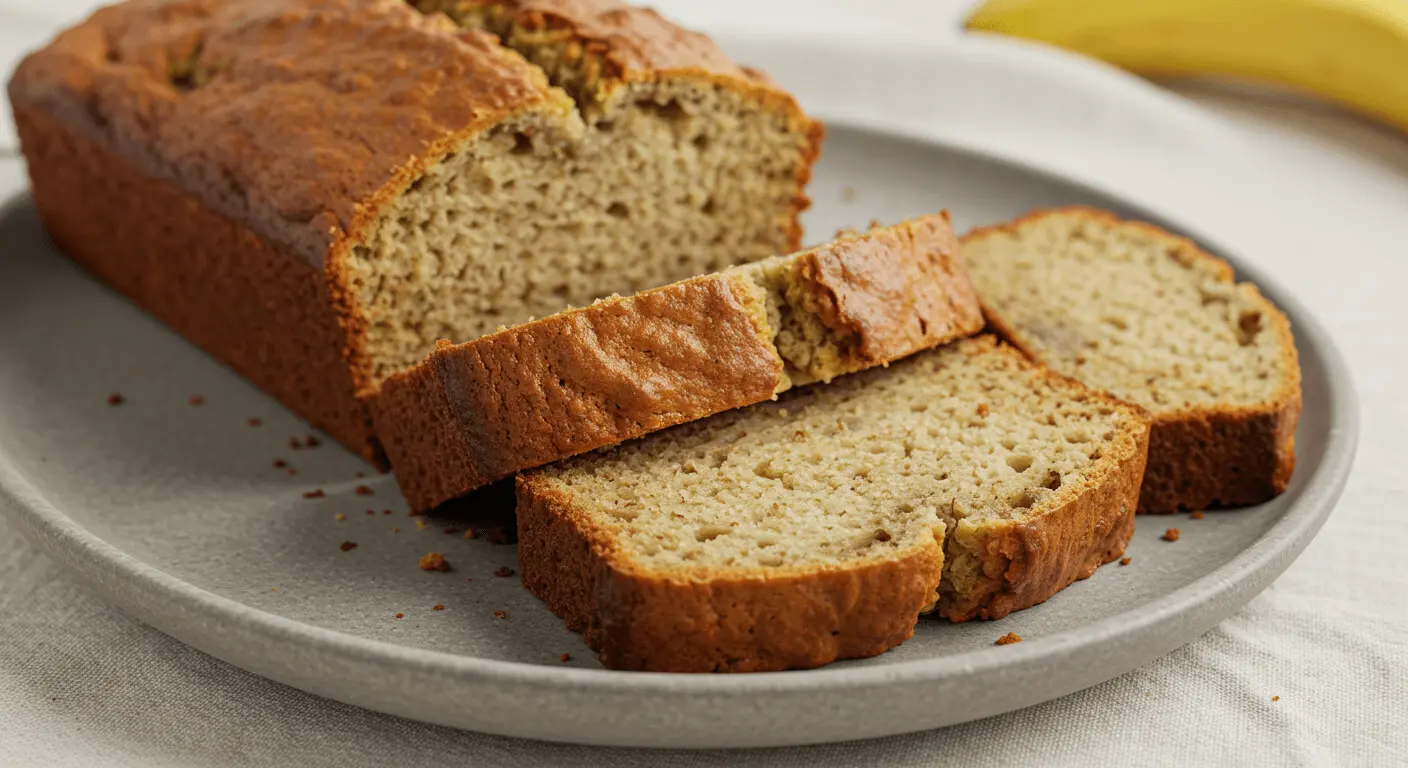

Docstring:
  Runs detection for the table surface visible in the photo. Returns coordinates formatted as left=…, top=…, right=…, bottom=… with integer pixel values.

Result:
left=3, top=2, right=1407, bottom=766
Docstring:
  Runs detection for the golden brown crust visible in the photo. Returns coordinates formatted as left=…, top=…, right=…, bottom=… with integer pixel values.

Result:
left=7, top=0, right=557, bottom=271
left=798, top=211, right=984, bottom=368
left=374, top=215, right=985, bottom=513
left=963, top=206, right=1302, bottom=514
left=940, top=374, right=1149, bottom=621
left=12, top=104, right=381, bottom=460
left=516, top=477, right=944, bottom=672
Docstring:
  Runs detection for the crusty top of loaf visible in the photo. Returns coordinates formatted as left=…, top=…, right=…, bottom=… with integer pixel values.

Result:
left=480, top=0, right=762, bottom=81
left=7, top=0, right=802, bottom=268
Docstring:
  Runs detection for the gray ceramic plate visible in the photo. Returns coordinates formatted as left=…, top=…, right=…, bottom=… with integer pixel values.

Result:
left=0, top=41, right=1357, bottom=750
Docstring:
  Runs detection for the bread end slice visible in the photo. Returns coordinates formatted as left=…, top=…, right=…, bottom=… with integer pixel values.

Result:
left=962, top=206, right=1301, bottom=514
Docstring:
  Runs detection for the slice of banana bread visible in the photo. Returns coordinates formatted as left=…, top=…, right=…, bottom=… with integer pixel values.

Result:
left=8, top=0, right=821, bottom=461
left=961, top=207, right=1302, bottom=513
left=375, top=213, right=984, bottom=512
left=517, top=336, right=1149, bottom=672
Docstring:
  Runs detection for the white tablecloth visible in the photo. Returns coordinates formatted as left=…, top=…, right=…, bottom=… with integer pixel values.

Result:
left=3, top=2, right=1407, bottom=765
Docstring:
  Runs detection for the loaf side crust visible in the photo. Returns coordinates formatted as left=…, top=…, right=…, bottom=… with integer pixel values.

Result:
left=940, top=366, right=1150, bottom=621
left=964, top=206, right=1302, bottom=514
left=516, top=476, right=945, bottom=672
left=375, top=213, right=985, bottom=512
left=13, top=104, right=380, bottom=460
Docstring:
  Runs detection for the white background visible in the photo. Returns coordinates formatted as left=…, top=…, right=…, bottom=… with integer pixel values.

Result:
left=3, top=1, right=1408, bottom=765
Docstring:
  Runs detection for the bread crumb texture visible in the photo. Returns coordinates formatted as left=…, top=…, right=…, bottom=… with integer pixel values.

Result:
left=963, top=208, right=1292, bottom=411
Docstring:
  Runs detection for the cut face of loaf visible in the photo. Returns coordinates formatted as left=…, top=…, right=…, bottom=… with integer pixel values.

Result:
left=517, top=337, right=1150, bottom=672
left=357, top=1, right=823, bottom=383
left=374, top=213, right=985, bottom=512
left=961, top=207, right=1302, bottom=513
left=9, top=0, right=820, bottom=461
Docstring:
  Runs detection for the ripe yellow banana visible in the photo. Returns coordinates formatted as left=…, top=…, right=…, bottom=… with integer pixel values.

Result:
left=966, top=0, right=1408, bottom=133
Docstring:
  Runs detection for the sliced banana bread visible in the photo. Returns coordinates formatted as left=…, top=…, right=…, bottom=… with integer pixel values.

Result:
left=375, top=213, right=984, bottom=512
left=8, top=0, right=821, bottom=461
left=517, top=336, right=1150, bottom=672
left=961, top=207, right=1301, bottom=513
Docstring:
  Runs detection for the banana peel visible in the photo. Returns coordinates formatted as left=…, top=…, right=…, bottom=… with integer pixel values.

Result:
left=966, top=0, right=1408, bottom=133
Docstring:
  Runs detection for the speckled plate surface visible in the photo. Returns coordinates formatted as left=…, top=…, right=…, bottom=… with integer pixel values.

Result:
left=0, top=35, right=1356, bottom=748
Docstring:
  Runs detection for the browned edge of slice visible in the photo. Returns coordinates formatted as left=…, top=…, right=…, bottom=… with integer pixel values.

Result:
left=940, top=357, right=1150, bottom=621
left=963, top=206, right=1301, bottom=514
left=374, top=213, right=984, bottom=512
left=11, top=104, right=381, bottom=461
left=515, top=475, right=945, bottom=672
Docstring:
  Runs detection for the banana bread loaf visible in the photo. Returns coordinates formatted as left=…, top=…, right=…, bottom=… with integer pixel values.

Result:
left=7, top=0, right=822, bottom=461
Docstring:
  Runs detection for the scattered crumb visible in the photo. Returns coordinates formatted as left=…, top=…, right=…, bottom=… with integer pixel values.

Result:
left=559, top=653, right=571, bottom=663
left=395, top=612, right=404, bottom=619
left=1119, top=557, right=1132, bottom=566
left=1190, top=511, right=1205, bottom=520
left=415, top=520, right=429, bottom=530
left=334, top=513, right=346, bottom=522
left=188, top=395, right=204, bottom=406
left=288, top=436, right=303, bottom=450
left=339, top=541, right=357, bottom=552
left=464, top=529, right=477, bottom=539
left=1163, top=528, right=1181, bottom=542
left=841, top=186, right=858, bottom=202
left=107, top=393, right=125, bottom=406
left=976, top=403, right=989, bottom=417
left=465, top=578, right=473, bottom=582
left=354, top=485, right=374, bottom=496
left=443, top=527, right=460, bottom=535
left=270, top=587, right=278, bottom=592
left=273, top=459, right=288, bottom=468
left=432, top=604, right=445, bottom=612
left=365, top=509, right=375, bottom=516
left=382, top=509, right=392, bottom=515
left=419, top=552, right=452, bottom=572
left=285, top=468, right=298, bottom=476
left=996, top=632, right=1022, bottom=645
left=302, top=489, right=325, bottom=499
left=304, top=434, right=321, bottom=448
left=1272, top=695, right=1280, bottom=702
left=247, top=417, right=262, bottom=427
left=494, top=566, right=516, bottom=578
left=390, top=527, right=399, bottom=534
left=493, top=610, right=507, bottom=620
left=355, top=471, right=366, bottom=478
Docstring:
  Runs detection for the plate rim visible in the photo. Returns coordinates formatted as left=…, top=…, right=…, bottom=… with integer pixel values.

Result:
left=0, top=32, right=1361, bottom=745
